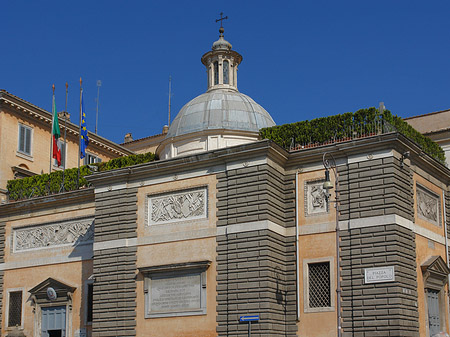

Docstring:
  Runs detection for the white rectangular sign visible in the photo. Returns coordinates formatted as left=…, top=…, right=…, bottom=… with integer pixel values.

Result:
left=364, top=266, right=395, bottom=284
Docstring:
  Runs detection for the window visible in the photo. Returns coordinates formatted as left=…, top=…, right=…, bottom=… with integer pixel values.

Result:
left=86, top=282, right=93, bottom=323
left=140, top=261, right=210, bottom=318
left=427, top=289, right=440, bottom=336
left=84, top=153, right=102, bottom=165
left=213, top=61, right=219, bottom=85
left=309, top=262, right=330, bottom=308
left=303, top=258, right=334, bottom=312
left=18, top=124, right=32, bottom=156
left=223, top=60, right=229, bottom=84
left=53, top=141, right=67, bottom=167
left=7, top=290, right=23, bottom=327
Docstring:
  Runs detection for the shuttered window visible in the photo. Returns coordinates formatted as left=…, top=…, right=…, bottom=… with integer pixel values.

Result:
left=18, top=124, right=32, bottom=156
left=427, top=289, right=440, bottom=336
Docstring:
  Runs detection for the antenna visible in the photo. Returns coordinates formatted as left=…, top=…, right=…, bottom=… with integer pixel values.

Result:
left=168, top=76, right=172, bottom=127
left=95, top=80, right=102, bottom=134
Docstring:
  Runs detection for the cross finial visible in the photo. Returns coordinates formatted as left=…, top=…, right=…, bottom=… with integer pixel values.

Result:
left=216, top=12, right=228, bottom=35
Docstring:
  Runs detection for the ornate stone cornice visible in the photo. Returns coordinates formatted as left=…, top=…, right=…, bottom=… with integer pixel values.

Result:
left=0, top=90, right=134, bottom=157
left=0, top=188, right=94, bottom=218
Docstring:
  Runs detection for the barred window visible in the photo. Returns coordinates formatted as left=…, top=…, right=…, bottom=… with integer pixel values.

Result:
left=308, top=262, right=331, bottom=308
left=8, top=291, right=22, bottom=327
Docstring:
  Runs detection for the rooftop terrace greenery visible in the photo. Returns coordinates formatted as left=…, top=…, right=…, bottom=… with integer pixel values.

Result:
left=6, top=108, right=446, bottom=202
left=7, top=152, right=157, bottom=201
left=259, top=108, right=446, bottom=164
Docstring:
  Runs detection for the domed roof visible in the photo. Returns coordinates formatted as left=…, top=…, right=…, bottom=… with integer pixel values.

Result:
left=212, top=28, right=232, bottom=51
left=166, top=89, right=275, bottom=138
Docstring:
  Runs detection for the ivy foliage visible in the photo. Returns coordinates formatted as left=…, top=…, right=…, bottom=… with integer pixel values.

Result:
left=7, top=152, right=157, bottom=201
left=259, top=108, right=445, bottom=164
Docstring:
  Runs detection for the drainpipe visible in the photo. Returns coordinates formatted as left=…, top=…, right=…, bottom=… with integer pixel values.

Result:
left=296, top=169, right=300, bottom=321
left=443, top=190, right=449, bottom=333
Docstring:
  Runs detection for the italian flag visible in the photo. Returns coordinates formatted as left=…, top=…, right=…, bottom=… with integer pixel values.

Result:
left=52, top=95, right=62, bottom=166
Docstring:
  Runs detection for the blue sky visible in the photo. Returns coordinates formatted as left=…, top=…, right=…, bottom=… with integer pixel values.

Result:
left=3, top=1, right=449, bottom=144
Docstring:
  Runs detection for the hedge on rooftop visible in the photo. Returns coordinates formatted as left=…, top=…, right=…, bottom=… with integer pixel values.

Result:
left=259, top=108, right=445, bottom=164
left=7, top=152, right=157, bottom=201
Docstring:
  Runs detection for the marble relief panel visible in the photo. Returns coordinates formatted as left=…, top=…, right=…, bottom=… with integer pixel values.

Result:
left=305, top=179, right=328, bottom=216
left=148, top=187, right=207, bottom=225
left=13, top=218, right=94, bottom=252
left=416, top=184, right=441, bottom=226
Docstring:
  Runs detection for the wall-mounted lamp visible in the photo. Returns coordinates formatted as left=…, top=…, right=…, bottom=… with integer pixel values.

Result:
left=400, top=151, right=410, bottom=168
left=323, top=170, right=334, bottom=191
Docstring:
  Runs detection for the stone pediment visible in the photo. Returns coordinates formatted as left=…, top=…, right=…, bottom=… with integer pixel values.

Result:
left=29, top=277, right=76, bottom=304
left=421, top=256, right=450, bottom=290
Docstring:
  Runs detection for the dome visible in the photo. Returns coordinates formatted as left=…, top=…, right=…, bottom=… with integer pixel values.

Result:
left=166, top=89, right=275, bottom=139
left=157, top=25, right=277, bottom=160
left=212, top=35, right=232, bottom=51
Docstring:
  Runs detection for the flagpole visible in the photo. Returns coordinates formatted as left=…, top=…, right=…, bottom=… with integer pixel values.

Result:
left=62, top=82, right=68, bottom=192
left=78, top=78, right=82, bottom=189
left=49, top=84, right=55, bottom=174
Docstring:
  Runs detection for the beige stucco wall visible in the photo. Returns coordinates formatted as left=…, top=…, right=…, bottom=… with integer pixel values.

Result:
left=413, top=172, right=449, bottom=336
left=297, top=169, right=337, bottom=337
left=415, top=235, right=448, bottom=337
left=1, top=198, right=95, bottom=337
left=121, top=133, right=165, bottom=155
left=2, top=261, right=93, bottom=337
left=135, top=175, right=218, bottom=337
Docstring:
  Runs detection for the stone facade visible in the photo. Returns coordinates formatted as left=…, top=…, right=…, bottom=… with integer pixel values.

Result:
left=338, top=156, right=414, bottom=221
left=0, top=135, right=449, bottom=337
left=340, top=224, right=419, bottom=336
left=216, top=164, right=297, bottom=336
left=92, top=188, right=138, bottom=337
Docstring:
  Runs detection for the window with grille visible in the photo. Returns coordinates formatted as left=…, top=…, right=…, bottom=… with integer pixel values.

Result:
left=8, top=291, right=22, bottom=327
left=308, top=262, right=331, bottom=308
left=18, top=124, right=32, bottom=156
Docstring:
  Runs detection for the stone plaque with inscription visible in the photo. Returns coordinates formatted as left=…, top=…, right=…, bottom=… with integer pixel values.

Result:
left=365, top=266, right=395, bottom=284
left=150, top=274, right=201, bottom=312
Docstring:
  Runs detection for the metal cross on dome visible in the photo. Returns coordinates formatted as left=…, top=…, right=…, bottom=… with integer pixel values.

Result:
left=216, top=12, right=228, bottom=28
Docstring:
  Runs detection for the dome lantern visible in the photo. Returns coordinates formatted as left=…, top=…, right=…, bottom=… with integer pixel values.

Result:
left=201, top=26, right=242, bottom=92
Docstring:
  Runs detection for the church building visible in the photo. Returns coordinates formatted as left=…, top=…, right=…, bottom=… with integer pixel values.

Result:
left=0, top=27, right=449, bottom=337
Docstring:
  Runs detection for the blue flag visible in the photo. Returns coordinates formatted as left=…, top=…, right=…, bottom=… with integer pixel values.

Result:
left=80, top=92, right=89, bottom=159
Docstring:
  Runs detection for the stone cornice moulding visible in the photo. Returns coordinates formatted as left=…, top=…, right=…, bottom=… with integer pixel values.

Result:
left=287, top=132, right=450, bottom=183
left=88, top=140, right=289, bottom=190
left=0, top=188, right=95, bottom=218
left=1, top=93, right=134, bottom=157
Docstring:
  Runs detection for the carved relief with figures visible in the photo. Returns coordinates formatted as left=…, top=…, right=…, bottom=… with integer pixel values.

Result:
left=148, top=187, right=207, bottom=225
left=14, top=218, right=94, bottom=252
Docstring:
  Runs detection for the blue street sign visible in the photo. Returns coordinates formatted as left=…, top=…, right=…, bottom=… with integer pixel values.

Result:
left=239, top=315, right=260, bottom=322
